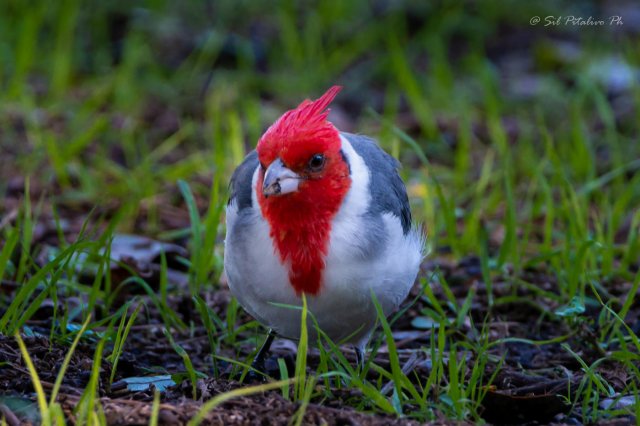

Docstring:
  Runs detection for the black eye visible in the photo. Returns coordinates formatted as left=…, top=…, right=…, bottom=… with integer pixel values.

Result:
left=308, top=154, right=325, bottom=171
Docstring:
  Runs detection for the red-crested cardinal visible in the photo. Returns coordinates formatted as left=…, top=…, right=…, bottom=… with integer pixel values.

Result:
left=224, top=86, right=423, bottom=369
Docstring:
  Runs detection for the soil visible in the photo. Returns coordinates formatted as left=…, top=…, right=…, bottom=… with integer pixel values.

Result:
left=1, top=237, right=638, bottom=425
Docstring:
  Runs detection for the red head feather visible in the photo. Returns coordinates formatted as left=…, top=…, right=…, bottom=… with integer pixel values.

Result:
left=257, top=85, right=342, bottom=168
left=256, top=86, right=350, bottom=296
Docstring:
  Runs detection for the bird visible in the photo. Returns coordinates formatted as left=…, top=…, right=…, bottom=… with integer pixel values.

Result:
left=223, top=86, right=423, bottom=372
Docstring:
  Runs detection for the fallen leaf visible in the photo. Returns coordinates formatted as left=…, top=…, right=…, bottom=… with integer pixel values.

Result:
left=114, top=375, right=176, bottom=392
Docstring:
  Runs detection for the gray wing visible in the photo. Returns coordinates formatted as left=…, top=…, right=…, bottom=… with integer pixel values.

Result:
left=342, top=132, right=412, bottom=234
left=228, top=150, right=259, bottom=211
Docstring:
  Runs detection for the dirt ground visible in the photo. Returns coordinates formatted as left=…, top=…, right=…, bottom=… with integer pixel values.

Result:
left=1, top=240, right=638, bottom=425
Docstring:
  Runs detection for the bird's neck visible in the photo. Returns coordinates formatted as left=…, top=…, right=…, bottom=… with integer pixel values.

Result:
left=257, top=168, right=350, bottom=295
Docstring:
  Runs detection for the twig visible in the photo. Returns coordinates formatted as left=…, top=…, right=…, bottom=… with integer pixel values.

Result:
left=380, top=351, right=421, bottom=396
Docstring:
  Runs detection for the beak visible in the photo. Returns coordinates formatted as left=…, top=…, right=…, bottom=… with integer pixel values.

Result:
left=263, top=158, right=301, bottom=197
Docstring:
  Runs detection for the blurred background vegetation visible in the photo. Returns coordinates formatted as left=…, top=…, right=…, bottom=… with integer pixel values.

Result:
left=1, top=0, right=638, bottom=305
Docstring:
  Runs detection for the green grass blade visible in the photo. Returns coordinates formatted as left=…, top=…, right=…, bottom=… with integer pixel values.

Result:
left=15, top=333, right=50, bottom=426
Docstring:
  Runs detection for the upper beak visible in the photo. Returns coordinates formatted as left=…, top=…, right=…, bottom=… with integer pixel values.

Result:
left=263, top=158, right=301, bottom=197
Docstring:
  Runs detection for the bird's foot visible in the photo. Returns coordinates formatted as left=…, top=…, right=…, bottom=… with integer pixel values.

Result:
left=245, top=359, right=268, bottom=383
left=244, top=329, right=276, bottom=382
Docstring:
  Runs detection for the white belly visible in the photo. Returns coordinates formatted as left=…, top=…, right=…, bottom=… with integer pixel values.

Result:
left=224, top=206, right=422, bottom=348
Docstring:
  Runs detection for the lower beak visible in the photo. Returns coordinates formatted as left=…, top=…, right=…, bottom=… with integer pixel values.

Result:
left=263, top=158, right=301, bottom=197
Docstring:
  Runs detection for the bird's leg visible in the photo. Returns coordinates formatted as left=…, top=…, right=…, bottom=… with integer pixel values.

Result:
left=354, top=346, right=365, bottom=374
left=251, top=329, right=276, bottom=375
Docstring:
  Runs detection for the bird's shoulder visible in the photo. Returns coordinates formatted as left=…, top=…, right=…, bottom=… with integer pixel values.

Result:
left=227, top=150, right=259, bottom=211
left=341, top=132, right=412, bottom=234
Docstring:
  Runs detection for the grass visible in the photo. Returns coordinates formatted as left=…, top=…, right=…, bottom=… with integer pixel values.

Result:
left=1, top=0, right=639, bottom=424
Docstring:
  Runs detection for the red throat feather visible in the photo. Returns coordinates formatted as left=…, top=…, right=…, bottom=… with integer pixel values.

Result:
left=256, top=86, right=350, bottom=296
